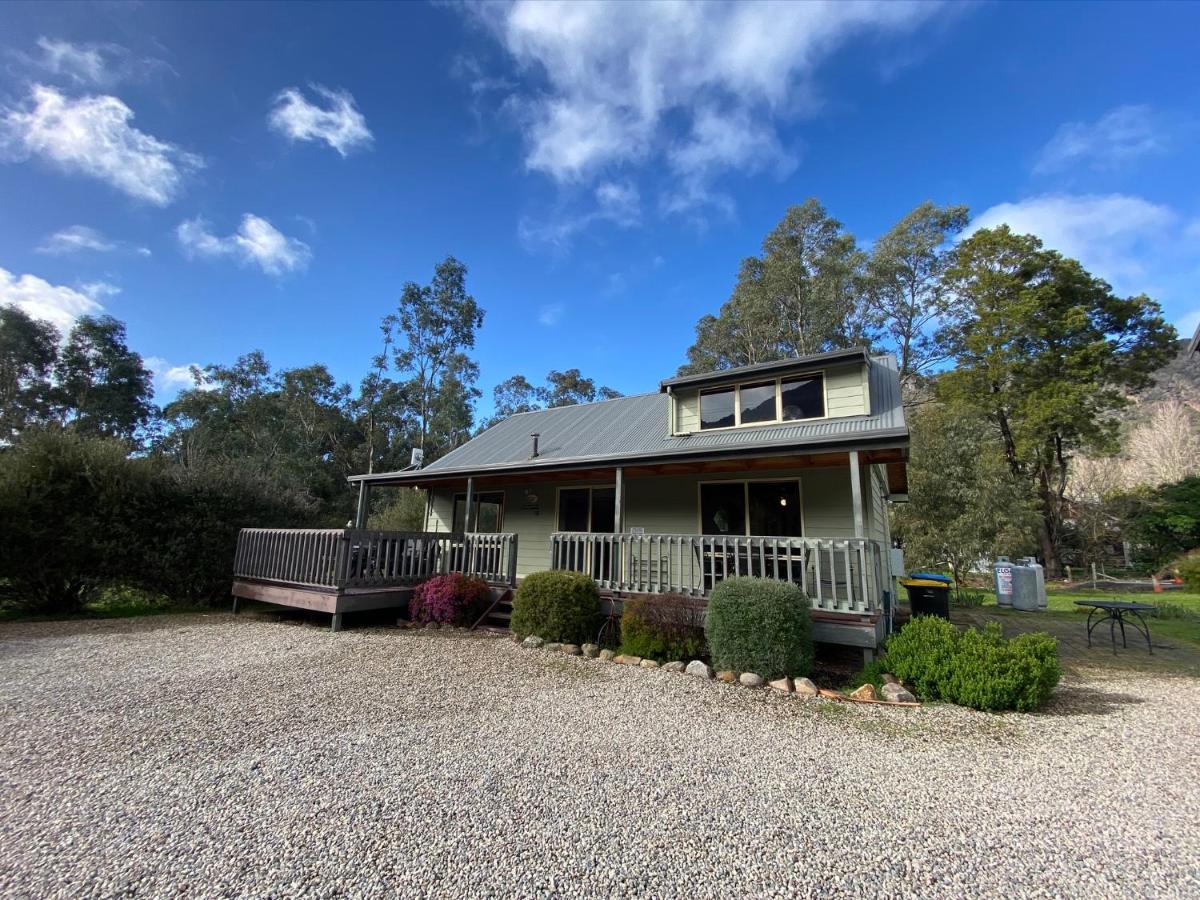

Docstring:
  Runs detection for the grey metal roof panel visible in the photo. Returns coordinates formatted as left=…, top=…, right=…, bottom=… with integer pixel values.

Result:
left=658, top=347, right=870, bottom=391
left=359, top=354, right=907, bottom=482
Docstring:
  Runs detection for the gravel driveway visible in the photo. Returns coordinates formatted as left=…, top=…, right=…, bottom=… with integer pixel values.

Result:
left=1, top=614, right=1197, bottom=899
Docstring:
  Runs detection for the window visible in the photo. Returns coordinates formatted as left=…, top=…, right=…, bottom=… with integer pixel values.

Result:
left=557, top=487, right=616, bottom=532
left=452, top=491, right=505, bottom=532
left=696, top=372, right=826, bottom=430
left=699, top=388, right=735, bottom=430
left=700, top=480, right=803, bottom=537
left=739, top=381, right=777, bottom=424
left=781, top=375, right=825, bottom=421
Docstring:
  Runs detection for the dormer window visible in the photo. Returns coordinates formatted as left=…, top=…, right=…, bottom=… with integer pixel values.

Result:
left=699, top=372, right=826, bottom=430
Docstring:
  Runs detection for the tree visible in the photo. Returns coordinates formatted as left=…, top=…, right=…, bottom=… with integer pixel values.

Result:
left=484, top=369, right=623, bottom=428
left=1122, top=475, right=1200, bottom=569
left=384, top=256, right=484, bottom=458
left=893, top=404, right=1039, bottom=590
left=937, top=226, right=1177, bottom=576
left=53, top=315, right=155, bottom=442
left=866, top=202, right=969, bottom=396
left=0, top=305, right=58, bottom=441
left=681, top=199, right=868, bottom=374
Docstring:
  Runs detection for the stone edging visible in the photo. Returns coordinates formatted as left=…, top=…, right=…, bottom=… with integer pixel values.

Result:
left=516, top=635, right=919, bottom=706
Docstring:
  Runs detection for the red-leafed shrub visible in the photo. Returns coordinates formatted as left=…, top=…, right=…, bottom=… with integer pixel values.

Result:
left=410, top=574, right=492, bottom=626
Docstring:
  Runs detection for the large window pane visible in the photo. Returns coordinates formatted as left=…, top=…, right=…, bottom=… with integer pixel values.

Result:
left=454, top=491, right=505, bottom=532
left=748, top=481, right=802, bottom=536
left=780, top=374, right=825, bottom=421
left=699, top=388, right=735, bottom=429
left=700, top=482, right=746, bottom=536
left=557, top=488, right=590, bottom=532
left=739, top=380, right=777, bottom=424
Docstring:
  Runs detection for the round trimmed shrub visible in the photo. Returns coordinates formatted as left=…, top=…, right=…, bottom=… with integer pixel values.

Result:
left=510, top=570, right=600, bottom=644
left=704, top=577, right=813, bottom=679
left=619, top=593, right=707, bottom=661
left=881, top=615, right=960, bottom=701
left=410, top=573, right=492, bottom=626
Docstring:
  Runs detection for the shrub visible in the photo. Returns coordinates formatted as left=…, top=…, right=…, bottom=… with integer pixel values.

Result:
left=882, top=616, right=1061, bottom=711
left=704, top=577, right=813, bottom=679
left=619, top=593, right=707, bottom=662
left=1175, top=551, right=1200, bottom=593
left=510, top=570, right=600, bottom=644
left=410, top=573, right=492, bottom=626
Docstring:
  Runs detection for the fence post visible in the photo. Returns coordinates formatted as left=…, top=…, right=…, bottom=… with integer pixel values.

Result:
left=507, top=534, right=519, bottom=587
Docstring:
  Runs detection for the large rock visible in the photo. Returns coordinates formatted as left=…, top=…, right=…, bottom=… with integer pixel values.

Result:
left=640, top=659, right=659, bottom=669
left=768, top=678, right=792, bottom=693
left=521, top=636, right=544, bottom=650
left=685, top=660, right=714, bottom=679
left=882, top=673, right=900, bottom=685
left=599, top=649, right=615, bottom=661
left=581, top=644, right=600, bottom=659
left=662, top=661, right=686, bottom=673
left=849, top=683, right=878, bottom=702
left=562, top=644, right=581, bottom=656
left=882, top=682, right=917, bottom=703
left=739, top=673, right=764, bottom=688
left=793, top=677, right=819, bottom=696
left=716, top=670, right=738, bottom=683
left=622, top=655, right=643, bottom=666
left=544, top=642, right=563, bottom=653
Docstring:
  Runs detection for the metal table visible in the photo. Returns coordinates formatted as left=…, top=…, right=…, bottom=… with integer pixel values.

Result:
left=1074, top=600, right=1155, bottom=654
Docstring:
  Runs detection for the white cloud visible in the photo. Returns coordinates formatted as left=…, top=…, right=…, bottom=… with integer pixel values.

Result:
left=0, top=266, right=103, bottom=334
left=970, top=193, right=1176, bottom=288
left=177, top=214, right=312, bottom=276
left=145, top=356, right=204, bottom=395
left=18, top=37, right=174, bottom=87
left=1034, top=105, right=1165, bottom=175
left=469, top=0, right=941, bottom=216
left=268, top=86, right=372, bottom=156
left=518, top=180, right=642, bottom=250
left=36, top=224, right=150, bottom=257
left=78, top=280, right=122, bottom=300
left=0, top=85, right=202, bottom=205
left=537, top=302, right=564, bottom=326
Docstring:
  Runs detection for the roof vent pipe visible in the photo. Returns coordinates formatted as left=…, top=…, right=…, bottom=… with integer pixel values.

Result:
left=530, top=433, right=540, bottom=459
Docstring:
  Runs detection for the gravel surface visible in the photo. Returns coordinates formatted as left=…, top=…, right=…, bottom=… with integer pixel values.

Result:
left=1, top=613, right=1198, bottom=899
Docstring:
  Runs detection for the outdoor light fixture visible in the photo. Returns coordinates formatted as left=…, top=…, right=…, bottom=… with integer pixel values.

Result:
left=779, top=496, right=788, bottom=507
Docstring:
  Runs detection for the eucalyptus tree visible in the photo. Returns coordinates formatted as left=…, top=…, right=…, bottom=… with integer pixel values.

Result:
left=53, top=315, right=155, bottom=442
left=0, top=305, right=59, bottom=441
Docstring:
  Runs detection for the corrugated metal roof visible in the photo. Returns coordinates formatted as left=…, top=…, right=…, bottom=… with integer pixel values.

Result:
left=356, top=354, right=907, bottom=483
left=658, top=347, right=869, bottom=391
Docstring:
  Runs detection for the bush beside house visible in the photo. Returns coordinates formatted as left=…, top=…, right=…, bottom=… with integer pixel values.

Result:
left=409, top=573, right=492, bottom=626
left=510, top=570, right=600, bottom=644
left=704, top=577, right=813, bottom=680
left=619, top=593, right=707, bottom=662
left=883, top=616, right=1061, bottom=712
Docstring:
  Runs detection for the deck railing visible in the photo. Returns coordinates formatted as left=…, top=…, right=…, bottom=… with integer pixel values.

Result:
left=550, top=532, right=884, bottom=613
left=234, top=528, right=518, bottom=590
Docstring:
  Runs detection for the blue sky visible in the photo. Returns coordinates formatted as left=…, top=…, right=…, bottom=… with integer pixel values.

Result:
left=2, top=1, right=1197, bottom=416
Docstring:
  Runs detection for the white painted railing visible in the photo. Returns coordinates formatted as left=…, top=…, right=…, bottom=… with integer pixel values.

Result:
left=234, top=529, right=518, bottom=589
left=550, top=532, right=884, bottom=613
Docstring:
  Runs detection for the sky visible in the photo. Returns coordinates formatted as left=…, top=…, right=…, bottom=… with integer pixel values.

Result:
left=1, top=0, right=1198, bottom=417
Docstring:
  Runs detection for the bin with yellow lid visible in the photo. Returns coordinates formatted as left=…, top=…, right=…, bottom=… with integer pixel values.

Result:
left=899, top=573, right=952, bottom=619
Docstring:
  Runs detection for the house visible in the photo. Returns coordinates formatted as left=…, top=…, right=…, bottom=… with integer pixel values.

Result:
left=232, top=347, right=909, bottom=659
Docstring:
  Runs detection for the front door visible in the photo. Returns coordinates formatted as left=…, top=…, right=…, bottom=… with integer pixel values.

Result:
left=557, top=487, right=616, bottom=577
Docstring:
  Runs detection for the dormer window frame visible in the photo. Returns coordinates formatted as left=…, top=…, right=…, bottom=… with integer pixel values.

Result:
left=697, top=370, right=828, bottom=432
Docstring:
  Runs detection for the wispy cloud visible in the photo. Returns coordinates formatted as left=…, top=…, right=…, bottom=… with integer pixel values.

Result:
left=518, top=180, right=643, bottom=250
left=177, top=214, right=312, bottom=276
left=17, top=37, right=174, bottom=88
left=537, top=302, right=564, bottom=326
left=1034, top=105, right=1166, bottom=175
left=466, top=0, right=942, bottom=223
left=37, top=224, right=150, bottom=257
left=0, top=266, right=103, bottom=334
left=268, top=86, right=372, bottom=157
left=0, top=85, right=202, bottom=205
left=145, top=356, right=205, bottom=396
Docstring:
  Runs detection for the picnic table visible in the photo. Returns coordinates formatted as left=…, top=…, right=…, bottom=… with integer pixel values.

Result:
left=1074, top=599, right=1155, bottom=655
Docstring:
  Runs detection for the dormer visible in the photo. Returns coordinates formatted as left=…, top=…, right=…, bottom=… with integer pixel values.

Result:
left=659, top=348, right=873, bottom=437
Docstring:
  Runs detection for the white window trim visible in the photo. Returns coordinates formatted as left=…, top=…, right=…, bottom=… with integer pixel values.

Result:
left=697, top=370, right=829, bottom=432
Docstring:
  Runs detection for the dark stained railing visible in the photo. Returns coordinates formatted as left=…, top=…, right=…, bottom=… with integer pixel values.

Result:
left=234, top=529, right=518, bottom=590
left=550, top=532, right=884, bottom=613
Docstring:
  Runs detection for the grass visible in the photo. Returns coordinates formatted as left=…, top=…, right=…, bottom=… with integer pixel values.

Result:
left=0, top=584, right=213, bottom=623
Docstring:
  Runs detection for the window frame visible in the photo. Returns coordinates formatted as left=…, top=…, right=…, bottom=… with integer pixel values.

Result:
left=696, top=478, right=806, bottom=537
left=554, top=484, right=618, bottom=533
left=452, top=490, right=506, bottom=533
left=696, top=370, right=828, bottom=431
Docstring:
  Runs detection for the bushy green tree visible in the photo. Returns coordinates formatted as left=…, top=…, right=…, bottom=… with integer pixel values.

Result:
left=0, top=306, right=59, bottom=442
left=53, top=315, right=155, bottom=442
left=937, top=226, right=1176, bottom=575
left=1121, top=475, right=1200, bottom=568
